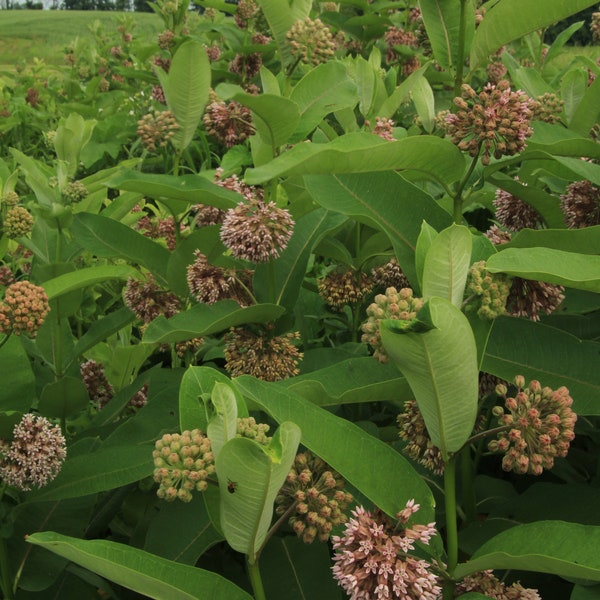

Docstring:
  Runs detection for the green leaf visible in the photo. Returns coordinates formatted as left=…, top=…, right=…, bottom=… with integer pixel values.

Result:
left=470, top=0, right=598, bottom=69
left=380, top=297, right=478, bottom=458
left=305, top=172, right=453, bottom=288
left=419, top=0, right=474, bottom=71
left=569, top=75, right=600, bottom=137
left=232, top=92, right=300, bottom=150
left=562, top=67, right=588, bottom=124
left=345, top=55, right=377, bottom=117
left=289, top=61, right=358, bottom=141
left=253, top=208, right=347, bottom=309
left=571, top=584, right=600, bottom=600
left=26, top=532, right=253, bottom=600
left=216, top=422, right=301, bottom=561
left=245, top=133, right=466, bottom=186
left=377, top=62, right=430, bottom=119
left=106, top=170, right=241, bottom=209
left=0, top=337, right=35, bottom=411
left=156, top=40, right=210, bottom=152
left=71, top=213, right=171, bottom=286
left=41, top=265, right=139, bottom=300
left=38, top=376, right=89, bottom=420
left=278, top=357, right=412, bottom=406
left=411, top=76, right=435, bottom=133
left=454, top=521, right=600, bottom=581
left=10, top=148, right=60, bottom=208
left=508, top=227, right=600, bottom=255
left=142, top=301, right=286, bottom=344
left=481, top=316, right=600, bottom=415
left=422, top=224, right=472, bottom=307
left=207, top=381, right=239, bottom=459
left=415, top=221, right=439, bottom=290
left=234, top=376, right=435, bottom=522
left=487, top=247, right=600, bottom=293
left=54, top=113, right=97, bottom=177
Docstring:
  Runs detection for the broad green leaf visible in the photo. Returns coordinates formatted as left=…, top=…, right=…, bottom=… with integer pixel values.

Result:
left=253, top=208, right=347, bottom=309
left=415, top=221, right=439, bottom=290
left=72, top=213, right=171, bottom=286
left=422, top=224, right=471, bottom=307
left=106, top=170, right=241, bottom=208
left=380, top=297, right=478, bottom=458
left=543, top=21, right=584, bottom=65
left=571, top=584, right=600, bottom=600
left=245, top=133, right=466, bottom=186
left=527, top=122, right=600, bottom=161
left=278, top=357, right=412, bottom=406
left=207, top=381, right=239, bottom=459
left=487, top=247, right=600, bottom=293
left=345, top=55, right=377, bottom=117
left=470, top=0, right=598, bottom=69
left=0, top=336, right=35, bottom=411
left=412, top=76, right=435, bottom=133
left=54, top=113, right=97, bottom=177
left=10, top=148, right=60, bottom=208
left=156, top=40, right=210, bottom=151
left=289, top=61, right=358, bottom=141
left=305, top=172, right=453, bottom=288
left=454, top=521, right=600, bottom=581
left=377, top=62, right=430, bottom=119
left=41, top=265, right=139, bottom=300
left=569, top=76, right=600, bottom=137
left=26, top=532, right=252, bottom=600
left=508, top=227, right=600, bottom=255
left=217, top=422, right=301, bottom=561
left=179, top=366, right=235, bottom=433
left=481, top=316, right=600, bottom=415
left=562, top=68, right=588, bottom=124
left=38, top=376, right=89, bottom=420
left=234, top=377, right=435, bottom=523
left=142, top=301, right=286, bottom=344
left=419, top=0, right=474, bottom=71
left=233, top=92, right=300, bottom=151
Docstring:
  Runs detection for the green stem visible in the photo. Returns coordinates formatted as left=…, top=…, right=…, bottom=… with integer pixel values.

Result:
left=460, top=446, right=476, bottom=524
left=247, top=557, right=267, bottom=600
left=268, top=260, right=276, bottom=304
left=443, top=457, right=458, bottom=598
left=0, top=529, right=14, bottom=600
left=172, top=151, right=181, bottom=177
left=453, top=0, right=468, bottom=98
left=0, top=334, right=11, bottom=351
left=452, top=151, right=480, bottom=224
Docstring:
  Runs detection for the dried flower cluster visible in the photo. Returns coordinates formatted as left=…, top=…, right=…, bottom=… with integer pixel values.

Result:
left=361, top=287, right=424, bottom=363
left=0, top=413, right=67, bottom=491
left=489, top=376, right=577, bottom=475
left=63, top=180, right=89, bottom=204
left=332, top=502, right=441, bottom=600
left=137, top=110, right=180, bottom=152
left=220, top=197, right=294, bottom=262
left=318, top=269, right=373, bottom=311
left=123, top=275, right=180, bottom=324
left=560, top=180, right=600, bottom=228
left=397, top=399, right=445, bottom=475
left=4, top=206, right=34, bottom=238
left=287, top=18, right=337, bottom=66
left=203, top=99, right=255, bottom=147
left=153, top=430, right=215, bottom=502
left=371, top=258, right=410, bottom=291
left=466, top=260, right=512, bottom=320
left=275, top=451, right=353, bottom=544
left=493, top=187, right=543, bottom=231
left=455, top=569, right=540, bottom=599
left=224, top=327, right=303, bottom=381
left=446, top=80, right=535, bottom=165
left=0, top=280, right=50, bottom=337
left=80, top=359, right=115, bottom=409
left=236, top=417, right=271, bottom=445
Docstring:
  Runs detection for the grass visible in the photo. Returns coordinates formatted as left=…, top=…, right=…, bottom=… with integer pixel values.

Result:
left=0, top=10, right=161, bottom=69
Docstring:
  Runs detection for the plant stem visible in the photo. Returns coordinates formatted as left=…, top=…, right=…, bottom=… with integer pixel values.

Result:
left=452, top=152, right=479, bottom=224
left=443, top=457, right=458, bottom=598
left=0, top=535, right=14, bottom=600
left=460, top=446, right=476, bottom=523
left=247, top=557, right=267, bottom=600
left=464, top=424, right=511, bottom=447
left=453, top=0, right=468, bottom=98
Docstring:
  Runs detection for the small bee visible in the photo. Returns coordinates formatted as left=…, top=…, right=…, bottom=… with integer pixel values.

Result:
left=227, top=478, right=237, bottom=494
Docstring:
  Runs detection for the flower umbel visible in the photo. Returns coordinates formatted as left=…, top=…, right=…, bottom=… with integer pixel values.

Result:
left=0, top=413, right=67, bottom=491
left=287, top=18, right=337, bottom=66
left=137, top=110, right=180, bottom=152
left=4, top=206, right=34, bottom=238
left=466, top=260, right=512, bottom=320
left=332, top=502, right=441, bottom=600
left=0, top=280, right=50, bottom=337
left=489, top=376, right=577, bottom=475
left=455, top=569, right=541, bottom=599
left=318, top=269, right=373, bottom=311
left=153, top=430, right=215, bottom=502
left=275, top=451, right=353, bottom=544
left=123, top=275, right=180, bottom=324
left=560, top=180, right=600, bottom=229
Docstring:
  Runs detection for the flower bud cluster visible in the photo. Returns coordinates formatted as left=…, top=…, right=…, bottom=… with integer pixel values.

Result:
left=455, top=569, right=540, bottom=599
left=317, top=269, right=373, bottom=312
left=560, top=180, right=600, bottom=229
left=220, top=197, right=294, bottom=263
left=493, top=186, right=543, bottom=231
left=153, top=430, right=215, bottom=502
left=203, top=99, right=255, bottom=148
left=0, top=280, right=50, bottom=337
left=466, top=260, right=512, bottom=320
left=0, top=413, right=67, bottom=491
left=445, top=80, right=535, bottom=165
left=275, top=451, right=353, bottom=544
left=531, top=92, right=564, bottom=124
left=137, top=110, right=180, bottom=152
left=286, top=18, right=337, bottom=66
left=123, top=275, right=181, bottom=324
left=4, top=206, right=34, bottom=238
left=234, top=0, right=259, bottom=29
left=224, top=327, right=303, bottom=381
left=397, top=399, right=445, bottom=475
left=236, top=417, right=271, bottom=445
left=332, top=502, right=441, bottom=599
left=361, top=287, right=424, bottom=363
left=2, top=191, right=19, bottom=206
left=80, top=359, right=115, bottom=409
left=591, top=11, right=600, bottom=43
left=63, top=180, right=89, bottom=204
left=489, top=376, right=577, bottom=475
left=384, top=26, right=418, bottom=64
left=157, top=29, right=176, bottom=50
left=370, top=257, right=410, bottom=291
